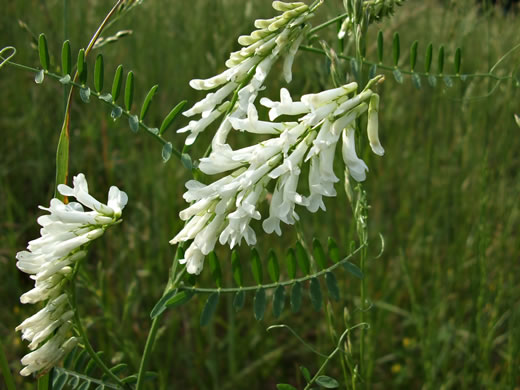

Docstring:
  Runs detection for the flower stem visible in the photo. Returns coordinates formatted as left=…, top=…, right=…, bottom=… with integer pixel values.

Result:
left=136, top=246, right=186, bottom=390
left=135, top=317, right=160, bottom=390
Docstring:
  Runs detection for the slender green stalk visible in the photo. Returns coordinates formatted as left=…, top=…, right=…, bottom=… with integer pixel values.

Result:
left=309, top=11, right=349, bottom=35
left=135, top=317, right=160, bottom=390
left=0, top=338, right=16, bottom=390
left=136, top=248, right=186, bottom=390
left=303, top=325, right=367, bottom=390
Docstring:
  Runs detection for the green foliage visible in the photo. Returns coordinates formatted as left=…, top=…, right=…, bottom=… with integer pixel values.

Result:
left=159, top=101, right=187, bottom=136
left=94, top=55, right=104, bottom=93
left=295, top=241, right=310, bottom=275
left=273, top=285, right=285, bottom=318
left=254, top=288, right=267, bottom=321
left=38, top=34, right=50, bottom=71
left=316, top=375, right=340, bottom=388
left=267, top=249, right=280, bottom=283
left=111, top=65, right=124, bottom=102
left=140, top=85, right=158, bottom=121
left=392, top=32, right=400, bottom=66
left=251, top=248, right=263, bottom=285
left=208, top=252, right=222, bottom=288
left=124, top=71, right=134, bottom=111
left=77, top=48, right=87, bottom=85
left=231, top=250, right=243, bottom=286
left=62, top=40, right=72, bottom=75
left=200, top=292, right=219, bottom=326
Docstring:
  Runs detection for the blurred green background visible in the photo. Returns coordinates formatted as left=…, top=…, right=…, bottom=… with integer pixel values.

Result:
left=1, top=0, right=519, bottom=389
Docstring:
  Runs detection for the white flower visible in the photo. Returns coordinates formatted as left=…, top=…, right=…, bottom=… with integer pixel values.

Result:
left=16, top=173, right=127, bottom=376
left=178, top=242, right=206, bottom=275
left=367, top=94, right=384, bottom=156
left=229, top=103, right=286, bottom=134
left=172, top=79, right=385, bottom=274
left=342, top=127, right=369, bottom=182
left=260, top=88, right=308, bottom=120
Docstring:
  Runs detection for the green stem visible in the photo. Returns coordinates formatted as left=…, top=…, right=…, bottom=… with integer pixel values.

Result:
left=0, top=338, right=16, bottom=390
left=303, top=326, right=365, bottom=390
left=135, top=317, right=160, bottom=390
left=308, top=11, right=349, bottom=35
left=136, top=247, right=186, bottom=390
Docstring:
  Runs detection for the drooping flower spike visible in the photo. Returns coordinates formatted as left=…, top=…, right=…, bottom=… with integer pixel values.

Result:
left=171, top=77, right=385, bottom=274
left=15, top=173, right=127, bottom=376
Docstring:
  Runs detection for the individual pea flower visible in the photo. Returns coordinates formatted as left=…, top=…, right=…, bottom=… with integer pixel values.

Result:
left=171, top=77, right=385, bottom=274
left=178, top=1, right=315, bottom=145
left=15, top=173, right=128, bottom=376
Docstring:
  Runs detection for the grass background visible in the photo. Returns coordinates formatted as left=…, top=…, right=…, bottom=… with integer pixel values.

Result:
left=1, top=0, right=519, bottom=389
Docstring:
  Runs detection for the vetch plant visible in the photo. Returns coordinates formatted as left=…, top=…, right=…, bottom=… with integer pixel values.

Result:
left=1, top=0, right=519, bottom=389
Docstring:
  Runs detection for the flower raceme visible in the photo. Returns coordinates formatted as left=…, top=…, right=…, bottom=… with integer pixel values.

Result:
left=15, top=173, right=127, bottom=376
left=178, top=1, right=314, bottom=146
left=171, top=77, right=385, bottom=274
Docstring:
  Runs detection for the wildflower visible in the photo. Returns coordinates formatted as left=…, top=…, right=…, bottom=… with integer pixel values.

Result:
left=15, top=173, right=127, bottom=376
left=178, top=1, right=314, bottom=145
left=172, top=78, right=385, bottom=274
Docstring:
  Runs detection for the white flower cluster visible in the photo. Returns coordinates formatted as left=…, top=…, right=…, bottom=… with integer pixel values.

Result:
left=178, top=1, right=313, bottom=145
left=15, top=173, right=128, bottom=376
left=171, top=78, right=384, bottom=274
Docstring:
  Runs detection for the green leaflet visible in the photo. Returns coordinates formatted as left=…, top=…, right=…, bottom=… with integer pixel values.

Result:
left=272, top=285, right=285, bottom=318
left=309, top=278, right=323, bottom=311
left=208, top=251, right=222, bottom=288
left=38, top=34, right=50, bottom=71
left=94, top=54, right=104, bottom=93
left=200, top=292, right=219, bottom=326
left=316, top=375, right=340, bottom=388
left=54, top=112, right=70, bottom=201
left=124, top=71, right=134, bottom=111
left=425, top=42, right=433, bottom=73
left=291, top=282, right=302, bottom=313
left=410, top=40, right=418, bottom=71
left=312, top=238, right=327, bottom=270
left=254, top=288, right=266, bottom=321
left=77, top=48, right=87, bottom=85
left=325, top=272, right=340, bottom=301
left=392, top=32, right=400, bottom=66
left=295, top=241, right=310, bottom=275
left=159, top=100, right=187, bottom=136
left=267, top=249, right=280, bottom=283
left=231, top=250, right=243, bottom=287
left=233, top=290, right=245, bottom=311
left=286, top=248, right=297, bottom=279
left=61, top=40, right=71, bottom=75
left=328, top=237, right=340, bottom=263
left=111, top=65, right=124, bottom=102
left=140, top=85, right=159, bottom=121
left=251, top=248, right=263, bottom=285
